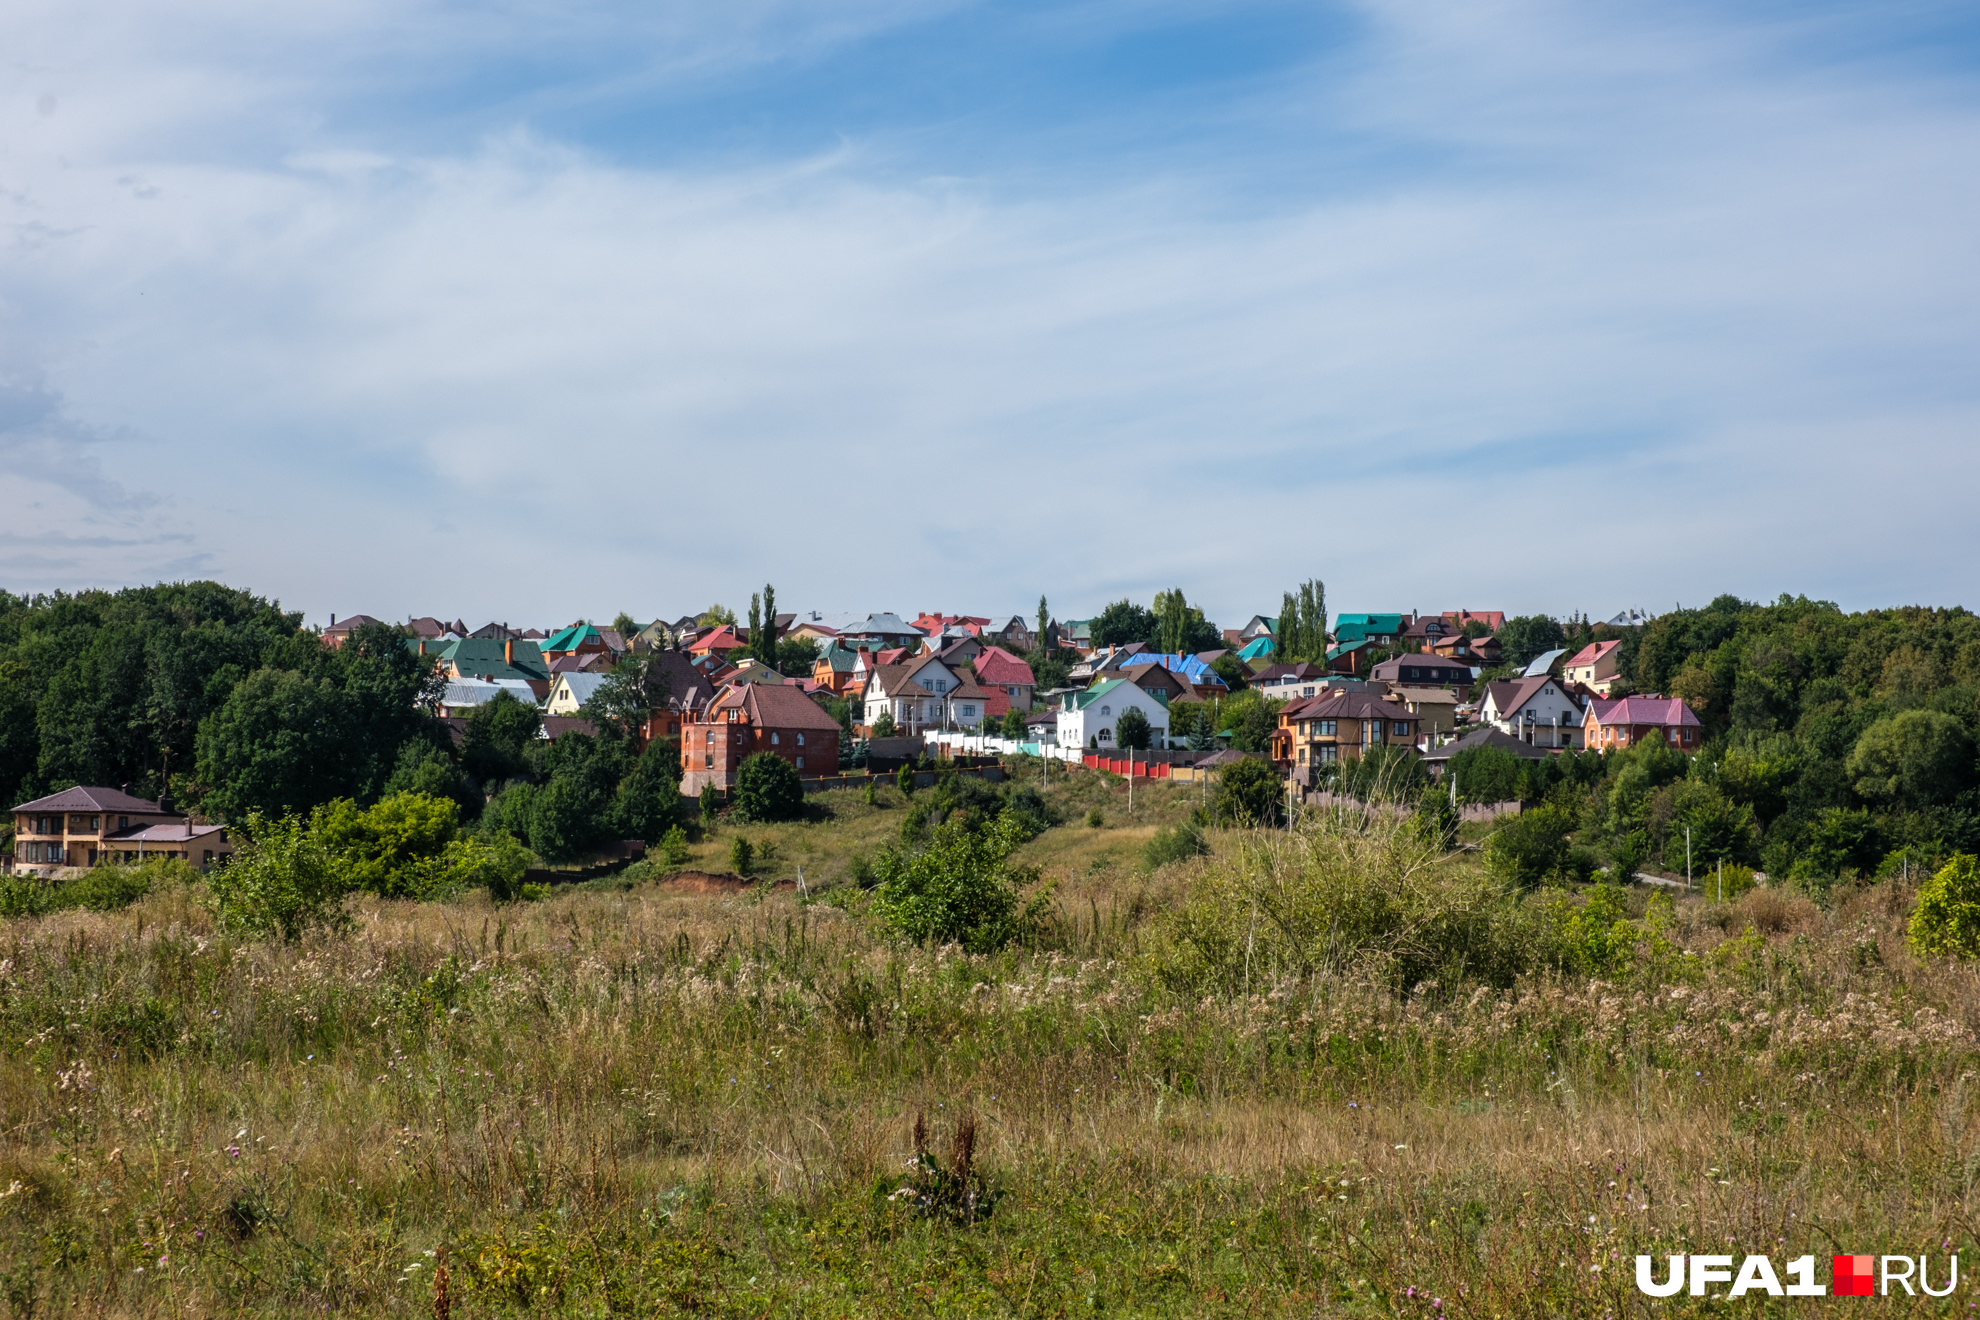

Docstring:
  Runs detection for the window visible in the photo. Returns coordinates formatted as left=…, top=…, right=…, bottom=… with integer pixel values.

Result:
left=771, top=732, right=781, bottom=745
left=705, top=754, right=714, bottom=768
left=118, top=816, right=128, bottom=830
left=1318, top=720, right=1337, bottom=736
left=1298, top=748, right=1308, bottom=764
left=1318, top=745, right=1338, bottom=764
left=705, top=730, right=714, bottom=744
left=796, top=756, right=805, bottom=770
left=1394, top=722, right=1409, bottom=736
left=1100, top=705, right=1111, bottom=716
left=797, top=732, right=806, bottom=746
left=961, top=704, right=975, bottom=717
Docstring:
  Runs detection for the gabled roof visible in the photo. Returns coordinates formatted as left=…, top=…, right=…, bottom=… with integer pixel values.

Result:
left=1479, top=677, right=1579, bottom=720
left=551, top=672, right=611, bottom=705
left=1370, top=654, right=1475, bottom=679
left=1280, top=689, right=1416, bottom=722
left=104, top=820, right=227, bottom=843
left=841, top=612, right=923, bottom=638
left=710, top=681, right=844, bottom=731
left=1522, top=648, right=1568, bottom=678
left=1420, top=725, right=1553, bottom=763
left=442, top=678, right=539, bottom=708
left=688, top=624, right=746, bottom=653
left=12, top=785, right=174, bottom=815
left=435, top=637, right=549, bottom=682
left=1334, top=613, right=1407, bottom=634
left=1441, top=610, right=1506, bottom=632
left=1587, top=696, right=1701, bottom=728
left=1237, top=636, right=1276, bottom=660
left=1069, top=677, right=1169, bottom=711
left=973, top=645, right=1036, bottom=687
left=1252, top=662, right=1329, bottom=684
left=544, top=623, right=608, bottom=653
left=816, top=639, right=863, bottom=673
left=324, top=613, right=385, bottom=633
left=1565, top=639, right=1623, bottom=668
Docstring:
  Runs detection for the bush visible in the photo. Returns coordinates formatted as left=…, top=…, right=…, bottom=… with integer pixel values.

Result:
left=1909, top=853, right=1980, bottom=958
left=729, top=836, right=755, bottom=876
left=1447, top=745, right=1523, bottom=804
left=1483, top=805, right=1578, bottom=889
left=654, top=825, right=692, bottom=866
left=870, top=711, right=897, bottom=739
left=1086, top=808, right=1104, bottom=829
left=871, top=813, right=1044, bottom=953
left=733, top=752, right=805, bottom=823
left=1144, top=820, right=1209, bottom=869
left=0, top=857, right=193, bottom=918
left=206, top=811, right=356, bottom=941
left=459, top=831, right=534, bottom=903
left=1212, top=758, right=1285, bottom=827
left=1115, top=707, right=1150, bottom=750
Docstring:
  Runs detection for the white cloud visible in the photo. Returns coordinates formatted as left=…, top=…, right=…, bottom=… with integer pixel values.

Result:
left=1, top=0, right=1976, bottom=626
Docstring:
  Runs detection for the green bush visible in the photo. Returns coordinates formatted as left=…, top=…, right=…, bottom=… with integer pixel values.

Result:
left=459, top=831, right=534, bottom=903
left=897, top=763, right=915, bottom=796
left=733, top=752, right=805, bottom=823
left=871, top=813, right=1044, bottom=953
left=870, top=711, right=897, bottom=739
left=1211, top=757, right=1284, bottom=827
left=205, top=811, right=356, bottom=941
left=0, top=857, right=193, bottom=918
left=1909, top=853, right=1980, bottom=958
left=1086, top=808, right=1104, bottom=829
left=1483, top=805, right=1578, bottom=889
left=1115, top=707, right=1150, bottom=750
left=655, top=825, right=692, bottom=866
left=729, top=836, right=755, bottom=876
left=1143, top=820, right=1209, bottom=869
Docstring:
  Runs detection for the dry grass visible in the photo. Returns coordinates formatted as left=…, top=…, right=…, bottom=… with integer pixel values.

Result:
left=2, top=772, right=1978, bottom=1316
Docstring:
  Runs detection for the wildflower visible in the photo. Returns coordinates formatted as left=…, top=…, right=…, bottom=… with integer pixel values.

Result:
left=226, top=1146, right=241, bottom=1158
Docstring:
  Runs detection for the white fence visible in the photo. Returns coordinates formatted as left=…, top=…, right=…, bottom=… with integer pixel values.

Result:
left=924, top=731, right=1083, bottom=763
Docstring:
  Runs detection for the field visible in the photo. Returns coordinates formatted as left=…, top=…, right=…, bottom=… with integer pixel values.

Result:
left=2, top=761, right=1978, bottom=1317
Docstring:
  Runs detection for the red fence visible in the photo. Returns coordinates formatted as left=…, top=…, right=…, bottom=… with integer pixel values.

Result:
left=1081, top=754, right=1171, bottom=779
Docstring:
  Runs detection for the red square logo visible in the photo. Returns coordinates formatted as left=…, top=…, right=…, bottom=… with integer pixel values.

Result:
left=1834, top=1255, right=1874, bottom=1296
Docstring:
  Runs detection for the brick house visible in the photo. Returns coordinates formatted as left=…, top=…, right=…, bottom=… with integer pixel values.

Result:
left=1584, top=696, right=1702, bottom=752
left=1563, top=639, right=1626, bottom=694
left=10, top=786, right=232, bottom=875
left=1272, top=690, right=1422, bottom=769
left=680, top=683, right=843, bottom=797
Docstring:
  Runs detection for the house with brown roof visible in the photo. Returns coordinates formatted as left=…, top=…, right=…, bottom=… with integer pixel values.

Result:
left=1369, top=653, right=1477, bottom=698
left=861, top=652, right=992, bottom=734
left=1271, top=690, right=1422, bottom=769
left=1251, top=662, right=1330, bottom=702
left=1584, top=695, right=1702, bottom=752
left=1441, top=610, right=1506, bottom=633
left=1385, top=685, right=1463, bottom=739
left=10, top=786, right=232, bottom=875
left=1476, top=676, right=1586, bottom=749
left=686, top=624, right=747, bottom=661
left=680, top=682, right=843, bottom=796
left=1563, top=640, right=1626, bottom=694
left=322, top=613, right=388, bottom=647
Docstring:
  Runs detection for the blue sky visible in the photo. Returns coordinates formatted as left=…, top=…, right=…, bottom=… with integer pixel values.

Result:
left=2, top=0, right=1977, bottom=630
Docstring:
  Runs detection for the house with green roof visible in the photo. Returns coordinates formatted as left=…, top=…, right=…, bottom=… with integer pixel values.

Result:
left=1053, top=677, right=1171, bottom=750
left=542, top=623, right=611, bottom=661
left=427, top=637, right=551, bottom=697
left=1332, top=614, right=1408, bottom=647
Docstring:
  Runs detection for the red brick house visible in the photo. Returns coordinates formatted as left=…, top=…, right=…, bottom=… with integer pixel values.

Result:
left=680, top=683, right=843, bottom=797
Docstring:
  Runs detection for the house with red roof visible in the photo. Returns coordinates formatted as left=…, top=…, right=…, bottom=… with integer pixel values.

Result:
left=1442, top=610, right=1506, bottom=633
left=1563, top=640, right=1626, bottom=695
left=686, top=624, right=747, bottom=661
left=1584, top=695, right=1702, bottom=752
left=679, top=682, right=843, bottom=797
left=972, top=645, right=1038, bottom=713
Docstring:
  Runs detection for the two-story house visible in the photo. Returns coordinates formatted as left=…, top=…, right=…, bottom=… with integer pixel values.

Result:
left=973, top=645, right=1037, bottom=714
left=1369, top=653, right=1477, bottom=698
left=680, top=684, right=844, bottom=797
left=1563, top=640, right=1626, bottom=695
left=11, top=786, right=232, bottom=875
left=1055, top=678, right=1170, bottom=749
left=1272, top=690, right=1422, bottom=769
left=1584, top=696, right=1701, bottom=751
left=1475, top=676, right=1586, bottom=748
left=861, top=653, right=991, bottom=733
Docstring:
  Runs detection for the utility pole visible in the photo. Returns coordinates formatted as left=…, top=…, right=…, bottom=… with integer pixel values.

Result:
left=1686, top=826, right=1693, bottom=891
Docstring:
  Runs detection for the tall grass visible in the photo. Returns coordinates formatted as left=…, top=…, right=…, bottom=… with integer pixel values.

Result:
left=0, top=788, right=1976, bottom=1316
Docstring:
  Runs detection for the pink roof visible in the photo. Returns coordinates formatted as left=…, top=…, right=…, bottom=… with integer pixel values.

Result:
left=1566, top=639, right=1622, bottom=668
left=1588, top=696, right=1700, bottom=727
left=973, top=645, right=1036, bottom=687
left=689, top=624, right=744, bottom=653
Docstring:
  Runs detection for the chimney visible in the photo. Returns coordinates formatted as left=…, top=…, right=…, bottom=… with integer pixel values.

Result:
left=505, top=639, right=514, bottom=665
left=418, top=639, right=426, bottom=656
left=330, top=612, right=336, bottom=626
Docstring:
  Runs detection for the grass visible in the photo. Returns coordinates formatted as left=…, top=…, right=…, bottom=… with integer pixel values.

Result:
left=2, top=764, right=1978, bottom=1316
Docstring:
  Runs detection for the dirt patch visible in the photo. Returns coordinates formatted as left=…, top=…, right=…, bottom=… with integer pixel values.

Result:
left=656, top=870, right=794, bottom=894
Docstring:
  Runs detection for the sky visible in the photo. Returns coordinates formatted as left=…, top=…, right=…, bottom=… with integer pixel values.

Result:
left=2, top=0, right=1977, bottom=632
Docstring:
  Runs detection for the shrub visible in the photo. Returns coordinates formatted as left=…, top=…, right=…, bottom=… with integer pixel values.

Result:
left=1448, top=745, right=1522, bottom=804
left=655, top=825, right=692, bottom=866
left=1909, top=853, right=1980, bottom=958
left=1211, top=757, right=1284, bottom=828
left=205, top=811, right=356, bottom=941
left=1115, top=707, right=1150, bottom=751
left=871, top=813, right=1044, bottom=953
left=870, top=711, right=897, bottom=739
left=1484, top=805, right=1579, bottom=889
left=1144, top=820, right=1209, bottom=869
left=700, top=788, right=719, bottom=822
left=733, top=752, right=805, bottom=823
left=897, top=764, right=915, bottom=797
left=1086, top=808, right=1104, bottom=829
left=0, top=857, right=192, bottom=918
left=729, top=836, right=755, bottom=876
left=459, top=831, right=534, bottom=903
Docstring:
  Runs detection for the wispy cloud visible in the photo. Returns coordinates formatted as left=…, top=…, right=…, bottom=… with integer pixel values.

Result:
left=0, top=0, right=1974, bottom=624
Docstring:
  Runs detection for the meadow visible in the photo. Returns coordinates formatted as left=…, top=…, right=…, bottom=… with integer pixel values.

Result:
left=2, top=762, right=1978, bottom=1317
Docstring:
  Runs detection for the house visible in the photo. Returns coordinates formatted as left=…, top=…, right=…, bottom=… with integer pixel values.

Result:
left=686, top=624, right=748, bottom=662
left=1399, top=615, right=1455, bottom=650
left=633, top=651, right=718, bottom=744
left=986, top=616, right=1034, bottom=652
left=679, top=682, right=844, bottom=796
left=911, top=612, right=990, bottom=638
left=1332, top=614, right=1408, bottom=647
left=1120, top=661, right=1189, bottom=706
left=1055, top=678, right=1170, bottom=750
left=1441, top=610, right=1506, bottom=634
left=1563, top=640, right=1626, bottom=694
left=1236, top=635, right=1277, bottom=665
left=542, top=623, right=611, bottom=662
left=547, top=652, right=612, bottom=675
left=1475, top=676, right=1586, bottom=748
left=322, top=613, right=388, bottom=647
left=1070, top=644, right=1147, bottom=684
left=545, top=671, right=610, bottom=716
left=862, top=653, right=992, bottom=733
left=429, top=637, right=552, bottom=699
left=11, top=786, right=232, bottom=874
left=1522, top=648, right=1569, bottom=678
left=1057, top=619, right=1096, bottom=653
left=1432, top=632, right=1501, bottom=665
left=1236, top=616, right=1278, bottom=643
left=1605, top=608, right=1656, bottom=628
left=1419, top=726, right=1553, bottom=781
left=973, top=646, right=1037, bottom=713
left=1250, top=662, right=1331, bottom=702
left=1584, top=695, right=1702, bottom=752
left=935, top=634, right=986, bottom=667
left=438, top=678, right=541, bottom=717
left=469, top=621, right=530, bottom=641
left=1272, top=690, right=1421, bottom=769
left=785, top=611, right=868, bottom=644
left=811, top=640, right=866, bottom=696
left=1325, top=639, right=1377, bottom=675
left=408, top=616, right=464, bottom=641
left=722, top=658, right=789, bottom=686
left=1386, top=685, right=1463, bottom=739
left=1369, top=654, right=1477, bottom=698
left=838, top=613, right=926, bottom=649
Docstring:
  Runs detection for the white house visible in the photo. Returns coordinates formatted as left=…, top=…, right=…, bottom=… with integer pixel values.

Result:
left=861, top=652, right=991, bottom=732
left=1475, top=676, right=1585, bottom=749
left=1055, top=678, right=1171, bottom=750
left=545, top=671, right=609, bottom=715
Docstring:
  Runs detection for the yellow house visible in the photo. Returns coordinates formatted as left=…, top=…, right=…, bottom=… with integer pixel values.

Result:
left=10, top=786, right=232, bottom=876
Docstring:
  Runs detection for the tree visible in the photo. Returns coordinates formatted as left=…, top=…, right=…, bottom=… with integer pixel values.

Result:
left=461, top=691, right=543, bottom=785
left=382, top=740, right=478, bottom=817
left=1212, top=757, right=1285, bottom=827
left=1484, top=804, right=1577, bottom=888
left=1449, top=745, right=1522, bottom=804
left=1091, top=600, right=1157, bottom=650
left=205, top=809, right=355, bottom=941
left=1209, top=655, right=1248, bottom=690
left=1036, top=595, right=1050, bottom=649
left=1276, top=580, right=1327, bottom=664
left=761, top=584, right=778, bottom=662
left=582, top=654, right=673, bottom=743
left=871, top=812, right=1043, bottom=952
left=528, top=775, right=598, bottom=862
left=775, top=636, right=820, bottom=677
left=699, top=604, right=736, bottom=627
left=1115, top=706, right=1151, bottom=750
left=195, top=669, right=354, bottom=821
left=1909, top=854, right=1980, bottom=958
left=871, top=711, right=898, bottom=739
left=733, top=751, right=805, bottom=823
left=1497, top=616, right=1567, bottom=671
left=611, top=612, right=640, bottom=641
left=1152, top=588, right=1219, bottom=657
left=611, top=740, right=684, bottom=841
left=1000, top=710, right=1028, bottom=740
left=1847, top=710, right=1977, bottom=811
left=746, top=593, right=763, bottom=655
left=312, top=791, right=464, bottom=898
